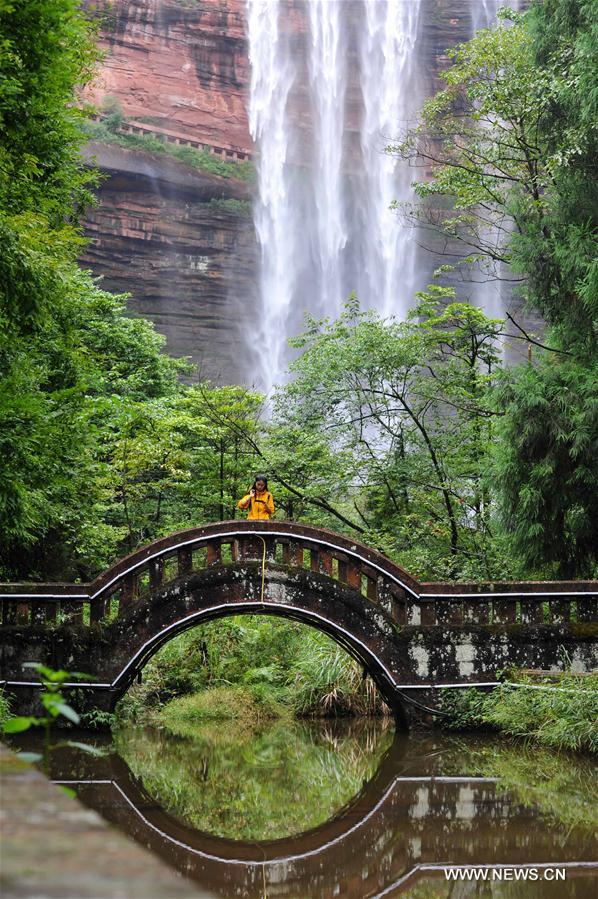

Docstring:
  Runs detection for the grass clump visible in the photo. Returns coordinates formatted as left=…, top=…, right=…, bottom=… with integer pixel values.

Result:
left=441, top=671, right=598, bottom=753
left=291, top=635, right=389, bottom=717
left=151, top=685, right=289, bottom=737
left=0, top=691, right=11, bottom=728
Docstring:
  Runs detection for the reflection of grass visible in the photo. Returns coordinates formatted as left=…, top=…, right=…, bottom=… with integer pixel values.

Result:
left=114, top=719, right=393, bottom=841
left=433, top=736, right=598, bottom=832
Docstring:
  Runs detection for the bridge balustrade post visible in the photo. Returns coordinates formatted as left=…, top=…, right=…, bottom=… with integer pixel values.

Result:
left=420, top=600, right=436, bottom=626
left=177, top=547, right=193, bottom=576
left=120, top=573, right=139, bottom=609
left=282, top=541, right=304, bottom=568
left=2, top=600, right=18, bottom=625
left=61, top=600, right=83, bottom=625
left=206, top=541, right=221, bottom=566
left=90, top=594, right=108, bottom=624
left=335, top=553, right=361, bottom=590
left=520, top=599, right=544, bottom=624
left=310, top=548, right=333, bottom=577
left=347, top=562, right=361, bottom=593
left=577, top=596, right=598, bottom=622
left=493, top=599, right=517, bottom=624
left=236, top=537, right=263, bottom=561
left=463, top=599, right=489, bottom=624
left=548, top=598, right=571, bottom=624
left=149, top=558, right=164, bottom=590
left=16, top=602, right=30, bottom=626
left=391, top=588, right=407, bottom=625
left=30, top=602, right=47, bottom=626
left=436, top=599, right=463, bottom=625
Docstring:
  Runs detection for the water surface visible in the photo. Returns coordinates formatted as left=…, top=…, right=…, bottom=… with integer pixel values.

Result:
left=39, top=719, right=598, bottom=898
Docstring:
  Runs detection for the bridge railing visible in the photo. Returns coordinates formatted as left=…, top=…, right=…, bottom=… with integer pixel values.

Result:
left=1, top=523, right=596, bottom=629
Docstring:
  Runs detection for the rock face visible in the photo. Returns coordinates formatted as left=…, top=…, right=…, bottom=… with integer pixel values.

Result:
left=80, top=0, right=257, bottom=382
left=83, top=141, right=257, bottom=383
left=84, top=0, right=251, bottom=154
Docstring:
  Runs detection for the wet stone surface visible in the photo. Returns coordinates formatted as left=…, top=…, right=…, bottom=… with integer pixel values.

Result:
left=0, top=744, right=209, bottom=899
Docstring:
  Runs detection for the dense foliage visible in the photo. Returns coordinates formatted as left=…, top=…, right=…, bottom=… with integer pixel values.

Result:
left=267, top=292, right=507, bottom=579
left=396, top=0, right=598, bottom=576
left=1, top=2, right=596, bottom=725
left=0, top=3, right=262, bottom=579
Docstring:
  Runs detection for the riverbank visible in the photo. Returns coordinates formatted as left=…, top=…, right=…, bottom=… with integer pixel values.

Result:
left=440, top=671, right=598, bottom=754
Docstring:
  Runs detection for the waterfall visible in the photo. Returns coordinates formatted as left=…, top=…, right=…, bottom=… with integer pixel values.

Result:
left=246, top=0, right=425, bottom=394
left=306, top=0, right=347, bottom=319
left=247, top=1, right=297, bottom=392
left=356, top=0, right=421, bottom=319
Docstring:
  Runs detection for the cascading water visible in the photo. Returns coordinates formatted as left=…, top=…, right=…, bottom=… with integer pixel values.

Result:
left=306, top=0, right=348, bottom=318
left=356, top=0, right=421, bottom=319
left=247, top=0, right=425, bottom=394
left=247, top=0, right=297, bottom=391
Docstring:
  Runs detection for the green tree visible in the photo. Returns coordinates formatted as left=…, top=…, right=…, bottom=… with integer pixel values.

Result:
left=0, top=2, right=265, bottom=581
left=269, top=293, right=505, bottom=580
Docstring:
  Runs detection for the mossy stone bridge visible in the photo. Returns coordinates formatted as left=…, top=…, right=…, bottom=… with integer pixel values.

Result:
left=1, top=521, right=597, bottom=723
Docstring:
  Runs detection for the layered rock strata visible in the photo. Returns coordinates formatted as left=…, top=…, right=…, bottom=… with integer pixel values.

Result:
left=82, top=142, right=257, bottom=383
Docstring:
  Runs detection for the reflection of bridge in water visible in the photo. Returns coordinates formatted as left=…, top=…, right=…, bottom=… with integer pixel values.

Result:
left=52, top=737, right=598, bottom=899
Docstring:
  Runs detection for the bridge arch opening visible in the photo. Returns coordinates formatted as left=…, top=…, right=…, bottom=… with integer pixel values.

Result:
left=113, top=608, right=407, bottom=727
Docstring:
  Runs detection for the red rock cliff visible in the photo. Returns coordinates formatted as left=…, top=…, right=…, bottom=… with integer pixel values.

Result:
left=80, top=0, right=257, bottom=383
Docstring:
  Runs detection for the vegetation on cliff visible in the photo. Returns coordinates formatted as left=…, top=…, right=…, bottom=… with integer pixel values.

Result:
left=84, top=109, right=254, bottom=183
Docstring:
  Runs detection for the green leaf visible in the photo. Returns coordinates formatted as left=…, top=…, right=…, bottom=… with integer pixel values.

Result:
left=60, top=786, right=77, bottom=799
left=3, top=716, right=37, bottom=733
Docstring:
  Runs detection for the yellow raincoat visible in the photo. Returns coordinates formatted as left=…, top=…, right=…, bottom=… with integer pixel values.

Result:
left=238, top=489, right=275, bottom=520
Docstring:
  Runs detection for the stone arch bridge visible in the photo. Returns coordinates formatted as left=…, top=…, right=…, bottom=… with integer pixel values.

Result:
left=1, top=521, right=596, bottom=722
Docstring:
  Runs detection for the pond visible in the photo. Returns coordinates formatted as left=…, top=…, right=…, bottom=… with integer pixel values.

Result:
left=22, top=719, right=598, bottom=898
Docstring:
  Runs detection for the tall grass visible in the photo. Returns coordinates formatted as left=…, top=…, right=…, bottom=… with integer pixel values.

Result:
left=441, top=672, right=598, bottom=753
left=291, top=633, right=389, bottom=717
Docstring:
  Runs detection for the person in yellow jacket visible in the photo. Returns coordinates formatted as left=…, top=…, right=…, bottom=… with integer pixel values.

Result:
left=238, top=474, right=275, bottom=520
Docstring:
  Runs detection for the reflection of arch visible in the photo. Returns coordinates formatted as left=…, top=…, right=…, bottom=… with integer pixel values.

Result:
left=55, top=741, right=597, bottom=899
